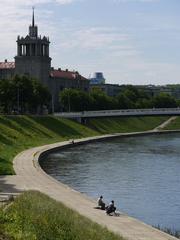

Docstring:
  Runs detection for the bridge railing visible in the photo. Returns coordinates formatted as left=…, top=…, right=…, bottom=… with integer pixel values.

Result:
left=54, top=108, right=180, bottom=118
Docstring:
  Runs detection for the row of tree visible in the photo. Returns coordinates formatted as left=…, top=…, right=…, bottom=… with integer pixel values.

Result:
left=59, top=85, right=178, bottom=112
left=0, top=76, right=179, bottom=114
left=0, top=75, right=51, bottom=114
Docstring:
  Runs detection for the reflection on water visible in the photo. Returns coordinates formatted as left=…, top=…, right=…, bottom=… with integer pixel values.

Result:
left=41, top=133, right=180, bottom=230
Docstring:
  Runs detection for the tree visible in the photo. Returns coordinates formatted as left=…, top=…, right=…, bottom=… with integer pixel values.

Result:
left=59, top=88, right=117, bottom=112
left=116, top=93, right=135, bottom=109
left=89, top=88, right=115, bottom=110
left=0, top=75, right=51, bottom=114
left=59, top=89, right=93, bottom=112
left=0, top=79, right=14, bottom=113
left=152, top=93, right=177, bottom=108
left=58, top=85, right=179, bottom=112
left=31, top=80, right=51, bottom=113
left=11, top=75, right=34, bottom=112
left=135, top=98, right=152, bottom=109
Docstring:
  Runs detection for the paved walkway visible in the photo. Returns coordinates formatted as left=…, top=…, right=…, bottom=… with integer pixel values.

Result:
left=153, top=116, right=177, bottom=131
left=0, top=131, right=179, bottom=240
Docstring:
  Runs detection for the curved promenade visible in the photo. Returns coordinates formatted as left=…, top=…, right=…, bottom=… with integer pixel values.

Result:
left=1, top=130, right=179, bottom=240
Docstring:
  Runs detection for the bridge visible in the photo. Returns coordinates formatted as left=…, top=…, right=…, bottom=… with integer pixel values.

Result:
left=54, top=108, right=180, bottom=122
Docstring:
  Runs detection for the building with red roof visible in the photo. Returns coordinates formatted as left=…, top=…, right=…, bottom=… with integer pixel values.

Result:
left=0, top=60, right=15, bottom=80
left=49, top=68, right=89, bottom=109
left=0, top=9, right=89, bottom=111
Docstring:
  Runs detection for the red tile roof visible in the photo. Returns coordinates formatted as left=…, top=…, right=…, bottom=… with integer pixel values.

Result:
left=50, top=70, right=87, bottom=80
left=0, top=62, right=15, bottom=69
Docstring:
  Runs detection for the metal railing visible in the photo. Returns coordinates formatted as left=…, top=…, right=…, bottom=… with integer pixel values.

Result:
left=54, top=108, right=180, bottom=118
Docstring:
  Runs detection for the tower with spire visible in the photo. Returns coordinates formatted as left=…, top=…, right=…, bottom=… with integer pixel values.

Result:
left=29, top=7, right=38, bottom=38
left=15, top=8, right=51, bottom=87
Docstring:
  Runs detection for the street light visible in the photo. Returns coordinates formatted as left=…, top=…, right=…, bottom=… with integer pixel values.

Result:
left=17, top=86, right=20, bottom=113
left=64, top=88, right=71, bottom=112
left=68, top=90, right=70, bottom=112
left=51, top=94, right=54, bottom=113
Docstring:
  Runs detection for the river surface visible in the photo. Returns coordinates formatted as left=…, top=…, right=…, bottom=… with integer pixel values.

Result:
left=41, top=133, right=180, bottom=231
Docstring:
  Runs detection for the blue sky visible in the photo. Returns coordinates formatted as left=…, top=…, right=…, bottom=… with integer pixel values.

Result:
left=0, top=0, right=180, bottom=85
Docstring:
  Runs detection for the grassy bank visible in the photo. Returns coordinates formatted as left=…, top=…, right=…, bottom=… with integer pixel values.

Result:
left=0, top=116, right=98, bottom=175
left=164, top=116, right=180, bottom=130
left=87, top=116, right=169, bottom=133
left=0, top=115, right=168, bottom=175
left=0, top=191, right=125, bottom=240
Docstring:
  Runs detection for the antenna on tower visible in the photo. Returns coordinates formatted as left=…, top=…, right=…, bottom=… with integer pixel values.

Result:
left=29, top=6, right=38, bottom=38
left=32, top=6, right=35, bottom=27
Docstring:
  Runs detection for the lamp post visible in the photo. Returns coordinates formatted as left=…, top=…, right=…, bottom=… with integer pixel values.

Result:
left=51, top=94, right=54, bottom=114
left=64, top=88, right=71, bottom=112
left=68, top=91, right=71, bottom=112
left=17, top=86, right=20, bottom=113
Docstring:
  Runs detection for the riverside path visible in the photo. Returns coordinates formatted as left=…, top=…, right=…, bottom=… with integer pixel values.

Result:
left=0, top=132, right=179, bottom=240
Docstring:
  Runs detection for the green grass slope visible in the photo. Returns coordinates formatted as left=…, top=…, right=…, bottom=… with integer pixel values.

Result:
left=0, top=191, right=125, bottom=240
left=0, top=115, right=168, bottom=175
left=164, top=116, right=180, bottom=130
left=0, top=116, right=98, bottom=175
left=87, top=116, right=168, bottom=134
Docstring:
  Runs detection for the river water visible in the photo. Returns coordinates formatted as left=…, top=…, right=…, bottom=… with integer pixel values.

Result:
left=41, top=133, right=180, bottom=231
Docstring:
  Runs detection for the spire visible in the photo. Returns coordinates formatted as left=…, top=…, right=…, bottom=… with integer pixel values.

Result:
left=32, top=7, right=35, bottom=27
left=29, top=6, right=38, bottom=38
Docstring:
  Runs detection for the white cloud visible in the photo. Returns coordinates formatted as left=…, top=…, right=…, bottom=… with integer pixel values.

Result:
left=0, top=0, right=78, bottom=6
left=0, top=0, right=179, bottom=85
left=101, top=58, right=180, bottom=85
left=55, top=0, right=79, bottom=4
left=112, top=0, right=159, bottom=2
left=58, top=27, right=130, bottom=50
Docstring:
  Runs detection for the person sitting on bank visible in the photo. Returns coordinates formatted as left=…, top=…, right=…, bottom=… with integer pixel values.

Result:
left=106, top=200, right=116, bottom=215
left=97, top=195, right=106, bottom=210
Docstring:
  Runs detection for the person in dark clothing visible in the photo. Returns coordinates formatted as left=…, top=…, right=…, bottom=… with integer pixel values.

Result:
left=97, top=195, right=106, bottom=210
left=106, top=200, right=116, bottom=215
